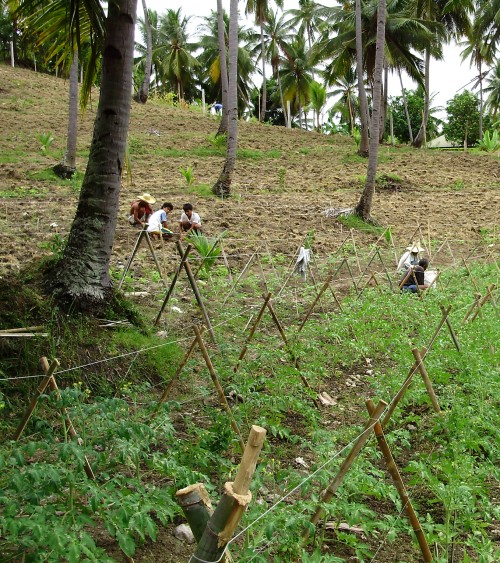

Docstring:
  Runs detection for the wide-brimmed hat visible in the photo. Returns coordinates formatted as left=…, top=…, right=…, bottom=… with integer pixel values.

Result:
left=406, top=242, right=424, bottom=252
left=137, top=193, right=156, bottom=204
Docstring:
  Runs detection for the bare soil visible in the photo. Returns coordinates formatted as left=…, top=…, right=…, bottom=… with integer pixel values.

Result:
left=0, top=65, right=499, bottom=276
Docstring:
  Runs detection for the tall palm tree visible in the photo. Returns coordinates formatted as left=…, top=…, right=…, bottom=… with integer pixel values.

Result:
left=484, top=58, right=500, bottom=119
left=326, top=66, right=358, bottom=134
left=355, top=0, right=370, bottom=154
left=135, top=0, right=152, bottom=103
left=212, top=0, right=238, bottom=198
left=216, top=0, right=229, bottom=135
left=158, top=9, right=199, bottom=101
left=475, top=0, right=500, bottom=55
left=355, top=0, right=386, bottom=219
left=20, top=0, right=137, bottom=308
left=280, top=36, right=315, bottom=129
left=309, top=80, right=326, bottom=130
left=412, top=0, right=473, bottom=147
left=245, top=0, right=283, bottom=122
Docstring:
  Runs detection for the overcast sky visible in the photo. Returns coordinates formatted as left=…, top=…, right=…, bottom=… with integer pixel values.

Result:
left=139, top=0, right=478, bottom=119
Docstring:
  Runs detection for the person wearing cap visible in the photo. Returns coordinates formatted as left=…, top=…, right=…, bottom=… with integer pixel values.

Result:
left=396, top=242, right=424, bottom=273
left=129, top=193, right=156, bottom=227
left=147, top=202, right=174, bottom=239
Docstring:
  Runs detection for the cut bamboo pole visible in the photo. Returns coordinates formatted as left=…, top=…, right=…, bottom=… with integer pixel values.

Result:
left=469, top=284, right=496, bottom=323
left=330, top=287, right=344, bottom=312
left=366, top=400, right=432, bottom=562
left=304, top=400, right=387, bottom=541
left=223, top=249, right=258, bottom=305
left=0, top=326, right=44, bottom=334
left=375, top=248, right=394, bottom=291
left=426, top=305, right=452, bottom=353
left=154, top=328, right=205, bottom=414
left=194, top=326, right=245, bottom=453
left=439, top=304, right=460, bottom=352
left=462, top=293, right=482, bottom=326
left=176, top=483, right=213, bottom=542
left=298, top=273, right=334, bottom=332
left=411, top=348, right=441, bottom=414
left=117, top=226, right=147, bottom=291
left=191, top=425, right=266, bottom=562
left=345, top=260, right=359, bottom=295
left=143, top=231, right=168, bottom=289
left=219, top=241, right=233, bottom=283
left=178, top=242, right=217, bottom=345
left=462, top=258, right=480, bottom=293
left=233, top=293, right=272, bottom=373
left=350, top=229, right=362, bottom=274
left=40, top=358, right=95, bottom=480
left=14, top=358, right=60, bottom=440
left=266, top=299, right=288, bottom=345
left=154, top=243, right=192, bottom=326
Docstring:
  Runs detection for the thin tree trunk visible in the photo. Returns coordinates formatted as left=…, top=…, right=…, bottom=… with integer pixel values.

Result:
left=413, top=48, right=430, bottom=148
left=355, top=0, right=386, bottom=219
left=478, top=59, right=483, bottom=139
left=136, top=0, right=152, bottom=103
left=260, top=24, right=267, bottom=122
left=398, top=67, right=413, bottom=142
left=379, top=63, right=388, bottom=142
left=277, top=68, right=287, bottom=127
left=54, top=50, right=78, bottom=179
left=48, top=0, right=138, bottom=309
left=212, top=0, right=238, bottom=197
left=355, top=0, right=370, bottom=156
left=216, top=0, right=229, bottom=135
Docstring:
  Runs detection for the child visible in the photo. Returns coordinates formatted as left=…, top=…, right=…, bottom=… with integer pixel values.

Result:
left=179, top=203, right=202, bottom=236
left=147, top=202, right=174, bottom=239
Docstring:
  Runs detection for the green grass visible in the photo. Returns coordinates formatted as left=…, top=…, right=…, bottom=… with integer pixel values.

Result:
left=336, top=212, right=386, bottom=234
left=153, top=147, right=281, bottom=159
left=0, top=185, right=48, bottom=198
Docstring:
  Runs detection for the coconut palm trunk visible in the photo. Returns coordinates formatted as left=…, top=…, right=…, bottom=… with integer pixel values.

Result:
left=355, top=0, right=386, bottom=219
left=412, top=48, right=430, bottom=147
left=355, top=0, right=370, bottom=156
left=212, top=0, right=238, bottom=197
left=216, top=0, right=229, bottom=135
left=54, top=50, right=78, bottom=179
left=49, top=0, right=137, bottom=308
left=260, top=23, right=267, bottom=121
left=136, top=0, right=152, bottom=103
left=398, top=67, right=413, bottom=142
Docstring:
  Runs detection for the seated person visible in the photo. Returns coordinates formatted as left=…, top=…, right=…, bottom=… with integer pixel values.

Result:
left=400, top=258, right=430, bottom=293
left=179, top=203, right=202, bottom=236
left=129, top=193, right=156, bottom=227
left=147, top=202, right=174, bottom=239
left=396, top=242, right=424, bottom=273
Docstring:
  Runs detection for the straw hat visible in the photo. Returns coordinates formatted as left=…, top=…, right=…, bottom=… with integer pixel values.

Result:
left=406, top=242, right=424, bottom=253
left=136, top=193, right=156, bottom=204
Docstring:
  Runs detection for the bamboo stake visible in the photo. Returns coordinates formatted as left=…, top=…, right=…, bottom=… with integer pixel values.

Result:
left=298, top=273, right=334, bottom=332
left=191, top=425, right=266, bottom=562
left=461, top=293, right=482, bottom=326
left=266, top=299, right=288, bottom=345
left=154, top=328, right=205, bottom=414
left=329, top=287, right=344, bottom=312
left=219, top=241, right=233, bottom=283
left=411, top=348, right=441, bottom=414
left=178, top=242, right=217, bottom=345
left=176, top=483, right=213, bottom=542
left=143, top=231, right=168, bottom=289
left=375, top=248, right=394, bottom=291
left=293, top=356, right=321, bottom=409
left=366, top=400, right=432, bottom=562
left=345, top=260, right=359, bottom=295
left=469, top=284, right=497, bottom=323
left=194, top=326, right=245, bottom=453
left=439, top=304, right=460, bottom=352
left=304, top=400, right=387, bottom=540
left=426, top=305, right=452, bottom=354
left=0, top=326, right=44, bottom=334
left=41, top=358, right=95, bottom=480
left=461, top=258, right=480, bottom=293
left=233, top=293, right=272, bottom=372
left=117, top=226, right=147, bottom=291
left=382, top=356, right=422, bottom=428
left=223, top=249, right=258, bottom=305
left=350, top=229, right=362, bottom=274
left=154, top=244, right=192, bottom=326
left=14, top=358, right=60, bottom=440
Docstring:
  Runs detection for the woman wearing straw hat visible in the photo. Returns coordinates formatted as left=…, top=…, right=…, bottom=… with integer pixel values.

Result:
left=396, top=242, right=424, bottom=273
left=129, top=193, right=156, bottom=227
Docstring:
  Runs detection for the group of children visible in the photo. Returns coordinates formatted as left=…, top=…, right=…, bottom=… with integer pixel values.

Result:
left=129, top=193, right=202, bottom=239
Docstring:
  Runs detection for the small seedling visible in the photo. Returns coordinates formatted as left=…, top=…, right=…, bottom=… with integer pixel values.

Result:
left=278, top=167, right=286, bottom=190
left=37, top=132, right=55, bottom=154
left=207, top=132, right=227, bottom=148
left=179, top=165, right=195, bottom=186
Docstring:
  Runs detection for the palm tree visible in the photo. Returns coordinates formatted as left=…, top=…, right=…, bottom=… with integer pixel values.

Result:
left=355, top=0, right=386, bottom=220
left=245, top=0, right=283, bottom=122
left=355, top=0, right=369, bottom=154
left=135, top=0, right=152, bottom=103
left=158, top=9, right=199, bottom=101
left=475, top=0, right=500, bottom=54
left=484, top=59, right=500, bottom=119
left=412, top=0, right=473, bottom=147
left=280, top=36, right=315, bottom=128
left=309, top=80, right=326, bottom=130
left=212, top=0, right=238, bottom=197
left=326, top=66, right=358, bottom=134
left=216, top=0, right=229, bottom=134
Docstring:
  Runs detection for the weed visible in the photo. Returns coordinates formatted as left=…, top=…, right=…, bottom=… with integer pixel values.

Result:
left=352, top=127, right=361, bottom=147
left=278, top=167, right=286, bottom=190
left=39, top=233, right=67, bottom=259
left=450, top=179, right=465, bottom=190
left=336, top=213, right=385, bottom=234
left=207, top=132, right=227, bottom=148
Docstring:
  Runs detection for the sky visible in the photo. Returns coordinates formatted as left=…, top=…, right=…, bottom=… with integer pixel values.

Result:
left=139, top=0, right=479, bottom=120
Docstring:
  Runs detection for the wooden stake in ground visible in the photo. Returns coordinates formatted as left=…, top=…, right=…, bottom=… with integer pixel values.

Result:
left=469, top=284, right=496, bottom=323
left=298, top=273, right=334, bottom=332
left=176, top=483, right=213, bottom=542
left=439, top=304, right=460, bottom=352
left=304, top=400, right=387, bottom=541
left=194, top=326, right=245, bottom=453
left=411, top=348, right=441, bottom=414
left=223, top=248, right=259, bottom=305
left=191, top=425, right=266, bottom=562
left=233, top=293, right=272, bottom=373
left=366, top=400, right=432, bottom=562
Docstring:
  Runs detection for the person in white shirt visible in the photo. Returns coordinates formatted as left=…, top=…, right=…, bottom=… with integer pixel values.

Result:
left=396, top=242, right=424, bottom=273
left=179, top=203, right=202, bottom=236
left=147, top=202, right=174, bottom=239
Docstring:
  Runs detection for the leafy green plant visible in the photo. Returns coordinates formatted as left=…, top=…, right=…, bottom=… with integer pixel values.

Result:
left=179, top=165, right=195, bottom=186
left=187, top=231, right=227, bottom=273
left=352, top=127, right=361, bottom=147
left=207, top=132, right=227, bottom=148
left=40, top=233, right=67, bottom=259
left=477, top=129, right=500, bottom=152
left=37, top=132, right=54, bottom=154
left=278, top=167, right=286, bottom=190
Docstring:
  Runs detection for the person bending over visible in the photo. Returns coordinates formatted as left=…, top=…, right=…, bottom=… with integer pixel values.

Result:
left=400, top=258, right=430, bottom=293
left=179, top=203, right=202, bottom=236
left=129, top=193, right=156, bottom=227
left=147, top=202, right=174, bottom=239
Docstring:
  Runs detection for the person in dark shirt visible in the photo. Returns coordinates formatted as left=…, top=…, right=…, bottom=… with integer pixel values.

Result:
left=400, top=258, right=430, bottom=293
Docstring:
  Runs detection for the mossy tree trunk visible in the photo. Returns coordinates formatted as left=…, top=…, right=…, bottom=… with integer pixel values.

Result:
left=48, top=0, right=137, bottom=310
